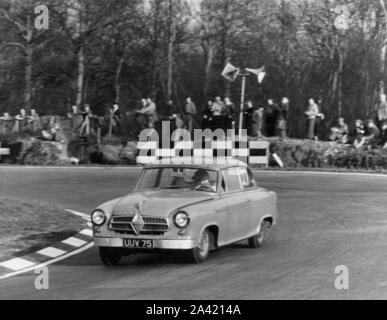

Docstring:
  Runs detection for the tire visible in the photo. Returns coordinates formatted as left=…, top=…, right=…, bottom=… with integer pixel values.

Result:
left=248, top=220, right=271, bottom=249
left=185, top=229, right=213, bottom=264
left=99, top=247, right=122, bottom=266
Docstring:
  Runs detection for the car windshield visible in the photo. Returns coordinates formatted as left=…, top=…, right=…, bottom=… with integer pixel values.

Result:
left=136, top=167, right=218, bottom=193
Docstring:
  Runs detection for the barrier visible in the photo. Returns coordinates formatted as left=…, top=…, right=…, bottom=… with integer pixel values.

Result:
left=136, top=139, right=270, bottom=166
left=0, top=142, right=10, bottom=162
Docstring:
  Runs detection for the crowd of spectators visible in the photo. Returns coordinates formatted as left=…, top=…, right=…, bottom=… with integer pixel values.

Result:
left=328, top=94, right=387, bottom=150
left=0, top=108, right=41, bottom=134
left=1, top=93, right=387, bottom=152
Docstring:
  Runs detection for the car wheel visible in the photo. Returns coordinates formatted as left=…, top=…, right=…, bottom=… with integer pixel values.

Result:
left=99, top=247, right=122, bottom=266
left=248, top=220, right=270, bottom=248
left=185, top=229, right=213, bottom=264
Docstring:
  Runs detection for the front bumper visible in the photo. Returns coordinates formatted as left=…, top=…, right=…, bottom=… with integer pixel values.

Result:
left=94, top=237, right=196, bottom=250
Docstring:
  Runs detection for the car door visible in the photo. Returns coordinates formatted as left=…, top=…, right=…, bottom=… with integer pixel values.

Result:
left=222, top=167, right=253, bottom=241
left=238, top=167, right=265, bottom=237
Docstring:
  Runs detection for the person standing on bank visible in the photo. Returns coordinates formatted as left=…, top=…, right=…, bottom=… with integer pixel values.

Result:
left=376, top=93, right=387, bottom=129
left=27, top=109, right=40, bottom=132
left=265, top=99, right=280, bottom=137
left=14, top=108, right=27, bottom=132
left=201, top=100, right=213, bottom=130
left=80, top=104, right=93, bottom=136
left=277, top=97, right=290, bottom=138
left=110, top=104, right=121, bottom=136
left=224, top=97, right=236, bottom=131
left=364, top=119, right=380, bottom=148
left=243, top=100, right=263, bottom=139
left=305, top=98, right=320, bottom=140
left=159, top=99, right=179, bottom=133
left=185, top=97, right=197, bottom=135
left=211, top=97, right=225, bottom=132
left=136, top=98, right=158, bottom=129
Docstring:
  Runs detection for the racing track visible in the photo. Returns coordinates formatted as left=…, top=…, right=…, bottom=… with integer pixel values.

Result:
left=0, top=167, right=387, bottom=300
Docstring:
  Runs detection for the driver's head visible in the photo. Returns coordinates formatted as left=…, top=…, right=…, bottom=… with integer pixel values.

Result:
left=193, top=170, right=209, bottom=183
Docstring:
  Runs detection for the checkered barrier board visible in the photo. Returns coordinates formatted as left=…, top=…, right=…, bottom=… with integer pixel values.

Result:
left=136, top=140, right=270, bottom=166
left=0, top=142, right=10, bottom=162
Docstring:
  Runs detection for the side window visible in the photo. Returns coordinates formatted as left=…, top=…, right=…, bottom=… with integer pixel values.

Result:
left=241, top=167, right=256, bottom=189
left=222, top=167, right=243, bottom=192
left=221, top=176, right=226, bottom=193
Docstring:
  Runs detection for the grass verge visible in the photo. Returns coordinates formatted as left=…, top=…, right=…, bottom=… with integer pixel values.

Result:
left=0, top=197, right=85, bottom=260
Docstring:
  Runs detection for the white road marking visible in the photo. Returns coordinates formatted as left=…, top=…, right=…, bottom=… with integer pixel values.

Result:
left=0, top=258, right=36, bottom=271
left=65, top=210, right=90, bottom=221
left=37, top=247, right=66, bottom=258
left=252, top=170, right=387, bottom=178
left=0, top=242, right=94, bottom=280
left=79, top=229, right=93, bottom=237
left=62, top=237, right=87, bottom=247
left=0, top=166, right=142, bottom=170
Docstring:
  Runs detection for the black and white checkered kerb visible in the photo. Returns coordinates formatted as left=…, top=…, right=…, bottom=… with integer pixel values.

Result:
left=136, top=139, right=270, bottom=166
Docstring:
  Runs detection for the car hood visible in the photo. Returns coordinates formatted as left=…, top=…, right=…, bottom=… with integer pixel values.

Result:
left=112, top=190, right=215, bottom=218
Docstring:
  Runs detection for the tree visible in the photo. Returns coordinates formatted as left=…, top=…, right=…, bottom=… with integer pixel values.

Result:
left=0, top=0, right=52, bottom=111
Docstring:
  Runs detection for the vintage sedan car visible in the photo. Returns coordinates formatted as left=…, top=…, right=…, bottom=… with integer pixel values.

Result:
left=91, top=158, right=277, bottom=265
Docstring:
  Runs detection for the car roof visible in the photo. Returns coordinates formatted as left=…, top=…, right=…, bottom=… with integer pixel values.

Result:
left=143, top=157, right=248, bottom=171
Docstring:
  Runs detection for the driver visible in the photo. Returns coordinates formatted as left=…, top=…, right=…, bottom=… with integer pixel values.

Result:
left=191, top=169, right=215, bottom=192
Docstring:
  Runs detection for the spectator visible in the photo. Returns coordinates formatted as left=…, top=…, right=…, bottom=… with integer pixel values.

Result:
left=67, top=105, right=78, bottom=118
left=376, top=93, right=387, bottom=128
left=329, top=117, right=349, bottom=143
left=184, top=97, right=197, bottom=135
left=41, top=123, right=61, bottom=142
left=315, top=111, right=325, bottom=141
left=68, top=105, right=82, bottom=133
left=352, top=119, right=366, bottom=149
left=159, top=100, right=179, bottom=132
left=201, top=100, right=213, bottom=130
left=147, top=98, right=159, bottom=128
left=112, top=104, right=121, bottom=121
left=0, top=112, right=13, bottom=134
left=224, top=97, right=236, bottom=130
left=277, top=97, right=290, bottom=138
left=80, top=104, right=93, bottom=136
left=137, top=98, right=158, bottom=129
left=355, top=119, right=365, bottom=136
left=364, top=119, right=380, bottom=148
left=305, top=98, right=319, bottom=140
left=265, top=99, right=279, bottom=137
left=14, top=108, right=27, bottom=132
left=135, top=99, right=149, bottom=130
left=110, top=104, right=121, bottom=135
left=27, top=109, right=40, bottom=132
left=244, top=100, right=264, bottom=139
left=380, top=120, right=387, bottom=148
left=211, top=97, right=225, bottom=132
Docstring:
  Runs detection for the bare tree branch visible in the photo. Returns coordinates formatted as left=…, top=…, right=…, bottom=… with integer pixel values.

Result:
left=0, top=8, right=28, bottom=40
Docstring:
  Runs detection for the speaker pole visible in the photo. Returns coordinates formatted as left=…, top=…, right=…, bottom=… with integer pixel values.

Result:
left=238, top=71, right=250, bottom=139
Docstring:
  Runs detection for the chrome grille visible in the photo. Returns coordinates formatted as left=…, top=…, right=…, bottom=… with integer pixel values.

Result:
left=110, top=216, right=169, bottom=236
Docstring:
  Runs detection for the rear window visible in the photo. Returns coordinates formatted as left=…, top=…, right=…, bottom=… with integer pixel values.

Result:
left=222, top=167, right=243, bottom=192
left=240, top=167, right=256, bottom=189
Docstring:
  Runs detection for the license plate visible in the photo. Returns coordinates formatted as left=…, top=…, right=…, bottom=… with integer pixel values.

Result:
left=123, top=239, right=154, bottom=249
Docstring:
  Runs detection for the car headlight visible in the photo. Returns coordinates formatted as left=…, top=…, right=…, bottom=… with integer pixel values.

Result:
left=91, top=209, right=106, bottom=226
left=174, top=211, right=190, bottom=229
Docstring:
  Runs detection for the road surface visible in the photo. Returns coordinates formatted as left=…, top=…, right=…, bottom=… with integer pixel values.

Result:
left=0, top=167, right=387, bottom=299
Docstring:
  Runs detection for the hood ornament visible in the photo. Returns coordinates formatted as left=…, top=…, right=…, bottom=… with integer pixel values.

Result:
left=131, top=201, right=145, bottom=235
